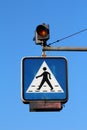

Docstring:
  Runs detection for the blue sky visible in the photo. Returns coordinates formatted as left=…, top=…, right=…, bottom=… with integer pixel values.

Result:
left=0, top=0, right=87, bottom=130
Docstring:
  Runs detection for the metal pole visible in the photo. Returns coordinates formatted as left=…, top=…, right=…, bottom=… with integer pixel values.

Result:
left=42, top=46, right=46, bottom=57
left=43, top=46, right=87, bottom=51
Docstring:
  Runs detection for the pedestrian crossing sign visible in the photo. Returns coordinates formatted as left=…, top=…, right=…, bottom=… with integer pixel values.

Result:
left=21, top=57, right=68, bottom=103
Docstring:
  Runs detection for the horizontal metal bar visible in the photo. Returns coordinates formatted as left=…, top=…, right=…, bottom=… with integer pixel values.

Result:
left=43, top=46, right=87, bottom=51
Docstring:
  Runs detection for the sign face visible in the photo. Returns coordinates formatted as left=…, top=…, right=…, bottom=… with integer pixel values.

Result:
left=21, top=57, right=68, bottom=103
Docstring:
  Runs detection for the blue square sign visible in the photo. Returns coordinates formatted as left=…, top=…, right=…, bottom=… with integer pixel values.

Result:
left=21, top=57, right=68, bottom=103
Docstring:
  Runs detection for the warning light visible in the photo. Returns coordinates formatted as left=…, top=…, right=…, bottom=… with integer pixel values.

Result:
left=36, top=25, right=48, bottom=37
left=38, top=29, right=47, bottom=37
left=33, top=23, right=50, bottom=46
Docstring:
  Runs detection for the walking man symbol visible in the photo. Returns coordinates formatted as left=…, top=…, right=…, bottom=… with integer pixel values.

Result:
left=36, top=67, right=53, bottom=90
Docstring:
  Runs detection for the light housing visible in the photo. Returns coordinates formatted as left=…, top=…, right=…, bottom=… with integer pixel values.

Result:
left=34, top=23, right=50, bottom=46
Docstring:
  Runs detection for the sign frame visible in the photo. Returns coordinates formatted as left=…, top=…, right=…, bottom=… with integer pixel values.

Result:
left=21, top=56, right=68, bottom=104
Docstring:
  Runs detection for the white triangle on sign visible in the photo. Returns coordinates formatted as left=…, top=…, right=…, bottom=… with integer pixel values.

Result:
left=26, top=61, right=64, bottom=93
